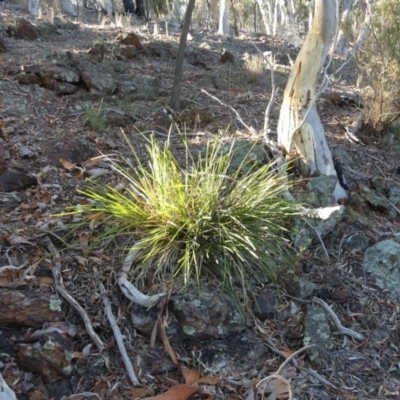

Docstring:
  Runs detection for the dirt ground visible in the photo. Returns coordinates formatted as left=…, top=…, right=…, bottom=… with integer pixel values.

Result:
left=1, top=1, right=400, bottom=399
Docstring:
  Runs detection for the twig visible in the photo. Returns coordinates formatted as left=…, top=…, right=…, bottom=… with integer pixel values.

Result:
left=257, top=374, right=293, bottom=400
left=342, top=165, right=371, bottom=179
left=250, top=41, right=278, bottom=137
left=313, top=297, right=365, bottom=341
left=118, top=247, right=166, bottom=308
left=256, top=345, right=314, bottom=400
left=298, top=367, right=338, bottom=389
left=377, top=193, right=400, bottom=215
left=301, top=218, right=330, bottom=259
left=275, top=345, right=315, bottom=376
left=44, top=237, right=105, bottom=352
left=201, top=89, right=257, bottom=136
left=100, top=282, right=140, bottom=386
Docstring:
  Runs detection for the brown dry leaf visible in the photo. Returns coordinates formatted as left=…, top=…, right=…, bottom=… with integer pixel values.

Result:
left=93, top=379, right=107, bottom=395
left=197, top=376, right=220, bottom=385
left=160, top=317, right=179, bottom=365
left=36, top=276, right=54, bottom=285
left=182, top=367, right=202, bottom=386
left=276, top=379, right=290, bottom=399
left=143, top=384, right=197, bottom=400
left=123, top=387, right=154, bottom=399
left=59, top=158, right=76, bottom=171
left=42, top=191, right=50, bottom=204
left=277, top=347, right=295, bottom=359
left=83, top=154, right=109, bottom=168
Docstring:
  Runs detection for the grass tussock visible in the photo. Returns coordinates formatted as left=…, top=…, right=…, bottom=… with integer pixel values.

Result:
left=67, top=135, right=297, bottom=299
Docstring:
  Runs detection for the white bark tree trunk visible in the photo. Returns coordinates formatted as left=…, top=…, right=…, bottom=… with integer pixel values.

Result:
left=336, top=0, right=353, bottom=55
left=218, top=0, right=230, bottom=35
left=61, top=0, right=84, bottom=15
left=29, top=0, right=41, bottom=17
left=277, top=0, right=347, bottom=201
left=256, top=0, right=272, bottom=35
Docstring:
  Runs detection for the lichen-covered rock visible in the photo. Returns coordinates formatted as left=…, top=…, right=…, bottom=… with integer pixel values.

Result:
left=303, top=304, right=332, bottom=369
left=170, top=287, right=245, bottom=340
left=362, top=239, right=400, bottom=299
left=16, top=332, right=74, bottom=383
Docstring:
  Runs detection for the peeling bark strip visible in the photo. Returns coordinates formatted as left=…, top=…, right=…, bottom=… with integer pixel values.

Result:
left=277, top=0, right=347, bottom=201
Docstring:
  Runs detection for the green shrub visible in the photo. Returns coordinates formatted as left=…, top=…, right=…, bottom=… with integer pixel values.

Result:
left=66, top=135, right=297, bottom=301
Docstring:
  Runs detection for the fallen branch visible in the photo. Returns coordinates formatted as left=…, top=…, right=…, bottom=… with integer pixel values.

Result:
left=301, top=218, right=330, bottom=259
left=100, top=282, right=140, bottom=386
left=44, top=237, right=105, bottom=352
left=118, top=247, right=166, bottom=308
left=313, top=297, right=365, bottom=341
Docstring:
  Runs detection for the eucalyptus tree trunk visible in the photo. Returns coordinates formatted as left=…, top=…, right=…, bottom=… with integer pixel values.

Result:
left=29, top=0, right=41, bottom=17
left=218, top=0, right=230, bottom=35
left=277, top=0, right=347, bottom=201
left=336, top=0, right=353, bottom=55
left=170, top=0, right=196, bottom=110
left=272, top=0, right=279, bottom=35
left=256, top=0, right=272, bottom=35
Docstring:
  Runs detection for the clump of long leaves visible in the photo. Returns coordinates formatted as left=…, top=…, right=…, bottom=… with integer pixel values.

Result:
left=69, top=135, right=297, bottom=298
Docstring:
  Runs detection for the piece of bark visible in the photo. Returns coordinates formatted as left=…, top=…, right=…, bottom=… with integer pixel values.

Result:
left=0, top=291, right=62, bottom=327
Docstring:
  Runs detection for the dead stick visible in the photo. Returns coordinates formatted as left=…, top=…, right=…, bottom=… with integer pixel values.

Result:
left=44, top=237, right=105, bottom=352
left=100, top=282, right=140, bottom=386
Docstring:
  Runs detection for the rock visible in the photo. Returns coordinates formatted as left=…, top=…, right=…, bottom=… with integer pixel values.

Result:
left=221, top=49, right=234, bottom=63
left=43, top=140, right=94, bottom=167
left=293, top=175, right=344, bottom=249
left=389, top=186, right=400, bottom=206
left=303, top=304, right=332, bottom=369
left=285, top=276, right=316, bottom=299
left=16, top=73, right=42, bottom=85
left=35, top=22, right=57, bottom=38
left=306, top=175, right=337, bottom=207
left=119, top=45, right=138, bottom=60
left=190, top=330, right=270, bottom=374
left=7, top=19, right=39, bottom=41
left=362, top=239, right=400, bottom=300
left=119, top=32, right=143, bottom=50
left=342, top=231, right=370, bottom=254
left=0, top=163, right=37, bottom=192
left=358, top=183, right=391, bottom=212
left=371, top=176, right=387, bottom=193
left=187, top=50, right=209, bottom=69
left=16, top=332, right=73, bottom=383
left=170, top=287, right=245, bottom=340
left=117, top=76, right=160, bottom=101
left=253, top=290, right=276, bottom=320
left=131, top=304, right=179, bottom=337
left=54, top=81, right=79, bottom=95
left=88, top=43, right=106, bottom=62
left=56, top=68, right=81, bottom=83
left=78, top=61, right=116, bottom=95
left=0, top=38, right=6, bottom=53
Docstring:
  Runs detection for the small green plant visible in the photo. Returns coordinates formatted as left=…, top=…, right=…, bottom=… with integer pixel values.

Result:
left=83, top=100, right=106, bottom=132
left=66, top=135, right=297, bottom=301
